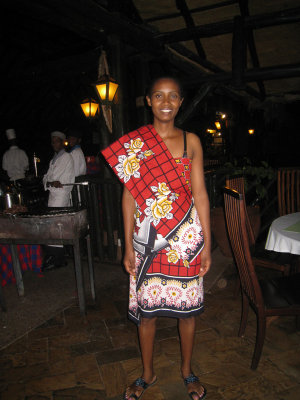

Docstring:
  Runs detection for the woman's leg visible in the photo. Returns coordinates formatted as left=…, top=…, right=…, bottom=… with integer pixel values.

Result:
left=178, top=316, right=196, bottom=377
left=124, top=316, right=157, bottom=399
left=138, top=316, right=157, bottom=381
left=178, top=317, right=205, bottom=399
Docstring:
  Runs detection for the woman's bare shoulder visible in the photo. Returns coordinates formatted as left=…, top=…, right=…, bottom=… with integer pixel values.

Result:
left=186, top=132, right=202, bottom=148
left=186, top=131, right=200, bottom=140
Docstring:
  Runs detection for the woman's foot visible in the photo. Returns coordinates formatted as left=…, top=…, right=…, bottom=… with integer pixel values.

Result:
left=123, top=376, right=157, bottom=400
left=184, top=373, right=206, bottom=400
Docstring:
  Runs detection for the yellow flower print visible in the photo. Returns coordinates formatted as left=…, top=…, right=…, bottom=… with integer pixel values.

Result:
left=151, top=196, right=173, bottom=220
left=128, top=138, right=143, bottom=154
left=183, top=259, right=190, bottom=268
left=166, top=249, right=179, bottom=264
left=157, top=182, right=171, bottom=197
left=144, top=150, right=154, bottom=157
left=123, top=154, right=140, bottom=178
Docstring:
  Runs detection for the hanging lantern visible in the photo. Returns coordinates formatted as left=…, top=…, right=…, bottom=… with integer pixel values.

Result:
left=94, top=50, right=119, bottom=106
left=95, top=75, right=119, bottom=104
left=80, top=98, right=99, bottom=118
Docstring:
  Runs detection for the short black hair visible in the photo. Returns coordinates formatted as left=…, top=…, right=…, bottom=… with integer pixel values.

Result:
left=146, top=75, right=184, bottom=98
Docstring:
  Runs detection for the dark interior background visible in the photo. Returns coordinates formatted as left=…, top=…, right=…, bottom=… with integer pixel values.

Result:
left=1, top=0, right=300, bottom=175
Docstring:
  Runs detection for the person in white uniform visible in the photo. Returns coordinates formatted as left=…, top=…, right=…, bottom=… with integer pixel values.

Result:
left=43, top=131, right=75, bottom=207
left=42, top=131, right=75, bottom=270
left=67, top=129, right=86, bottom=177
left=67, top=128, right=87, bottom=207
left=2, top=129, right=29, bottom=181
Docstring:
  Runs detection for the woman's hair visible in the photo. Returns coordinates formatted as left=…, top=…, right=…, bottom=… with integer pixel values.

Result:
left=146, top=75, right=184, bottom=98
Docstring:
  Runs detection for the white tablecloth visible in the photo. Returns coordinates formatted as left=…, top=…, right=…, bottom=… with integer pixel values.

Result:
left=265, top=212, right=300, bottom=255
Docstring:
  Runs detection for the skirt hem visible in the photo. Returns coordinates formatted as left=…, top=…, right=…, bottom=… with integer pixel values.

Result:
left=128, top=305, right=204, bottom=326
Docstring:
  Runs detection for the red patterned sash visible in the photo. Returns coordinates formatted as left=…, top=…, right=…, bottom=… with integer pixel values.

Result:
left=101, top=125, right=204, bottom=289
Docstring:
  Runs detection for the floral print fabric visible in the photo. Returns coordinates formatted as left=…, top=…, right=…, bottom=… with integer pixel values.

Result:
left=101, top=125, right=205, bottom=324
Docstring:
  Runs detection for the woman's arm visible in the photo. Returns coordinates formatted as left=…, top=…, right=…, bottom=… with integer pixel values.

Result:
left=122, top=186, right=136, bottom=276
left=189, top=133, right=212, bottom=277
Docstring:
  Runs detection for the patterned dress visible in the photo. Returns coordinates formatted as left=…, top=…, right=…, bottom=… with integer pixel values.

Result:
left=102, top=125, right=205, bottom=324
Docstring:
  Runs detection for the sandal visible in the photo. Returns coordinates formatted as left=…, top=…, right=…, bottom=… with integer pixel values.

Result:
left=123, top=376, right=157, bottom=400
left=184, top=373, right=207, bottom=400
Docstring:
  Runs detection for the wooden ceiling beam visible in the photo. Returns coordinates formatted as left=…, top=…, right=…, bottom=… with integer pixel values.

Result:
left=168, top=43, right=223, bottom=73
left=176, top=0, right=206, bottom=60
left=145, top=1, right=238, bottom=23
left=238, top=0, right=265, bottom=99
left=183, top=63, right=300, bottom=87
left=156, top=7, right=300, bottom=43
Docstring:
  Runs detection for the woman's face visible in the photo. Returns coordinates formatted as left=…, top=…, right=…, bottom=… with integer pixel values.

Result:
left=146, top=78, right=183, bottom=123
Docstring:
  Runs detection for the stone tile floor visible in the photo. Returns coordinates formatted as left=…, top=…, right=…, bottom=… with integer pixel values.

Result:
left=0, top=255, right=300, bottom=399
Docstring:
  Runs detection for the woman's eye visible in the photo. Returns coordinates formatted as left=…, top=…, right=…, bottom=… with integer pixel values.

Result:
left=155, top=94, right=162, bottom=99
left=170, top=93, right=179, bottom=99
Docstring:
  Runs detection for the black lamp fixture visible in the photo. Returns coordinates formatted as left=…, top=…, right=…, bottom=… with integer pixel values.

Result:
left=94, top=50, right=119, bottom=105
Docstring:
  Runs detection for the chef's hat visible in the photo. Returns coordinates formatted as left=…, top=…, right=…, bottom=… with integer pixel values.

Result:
left=51, top=131, right=66, bottom=141
left=6, top=129, right=16, bottom=140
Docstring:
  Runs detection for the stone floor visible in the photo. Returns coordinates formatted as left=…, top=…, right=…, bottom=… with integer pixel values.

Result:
left=0, top=250, right=300, bottom=400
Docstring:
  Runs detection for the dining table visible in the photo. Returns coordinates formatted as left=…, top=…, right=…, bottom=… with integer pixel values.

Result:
left=265, top=212, right=300, bottom=255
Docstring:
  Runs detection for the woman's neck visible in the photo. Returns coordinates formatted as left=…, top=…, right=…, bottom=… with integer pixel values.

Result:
left=153, top=120, right=179, bottom=139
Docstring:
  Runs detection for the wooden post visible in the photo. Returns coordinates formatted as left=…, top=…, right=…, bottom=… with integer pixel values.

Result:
left=109, top=35, right=126, bottom=140
left=232, top=15, right=247, bottom=89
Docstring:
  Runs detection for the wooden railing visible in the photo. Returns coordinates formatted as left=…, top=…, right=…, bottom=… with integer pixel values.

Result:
left=74, top=166, right=280, bottom=262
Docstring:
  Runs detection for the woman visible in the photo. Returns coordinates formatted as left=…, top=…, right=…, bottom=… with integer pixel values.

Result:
left=101, top=76, right=211, bottom=400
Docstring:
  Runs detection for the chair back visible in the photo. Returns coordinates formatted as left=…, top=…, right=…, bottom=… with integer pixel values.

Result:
left=277, top=168, right=300, bottom=216
left=225, top=175, right=255, bottom=246
left=223, top=187, right=264, bottom=309
left=225, top=175, right=245, bottom=196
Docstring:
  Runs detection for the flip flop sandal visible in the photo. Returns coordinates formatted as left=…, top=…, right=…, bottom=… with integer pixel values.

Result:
left=184, top=373, right=207, bottom=400
left=123, top=376, right=157, bottom=400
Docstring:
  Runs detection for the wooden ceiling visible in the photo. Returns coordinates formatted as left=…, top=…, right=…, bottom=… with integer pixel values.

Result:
left=135, top=0, right=300, bottom=100
left=1, top=0, right=300, bottom=140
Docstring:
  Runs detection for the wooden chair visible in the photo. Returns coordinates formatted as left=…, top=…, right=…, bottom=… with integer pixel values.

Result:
left=223, top=187, right=300, bottom=369
left=225, top=176, right=290, bottom=295
left=277, top=168, right=300, bottom=216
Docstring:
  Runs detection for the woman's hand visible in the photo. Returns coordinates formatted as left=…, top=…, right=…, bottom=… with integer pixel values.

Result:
left=199, top=247, right=211, bottom=277
left=123, top=246, right=136, bottom=276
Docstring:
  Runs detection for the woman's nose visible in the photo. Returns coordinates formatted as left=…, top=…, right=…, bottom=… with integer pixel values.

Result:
left=162, top=94, right=171, bottom=104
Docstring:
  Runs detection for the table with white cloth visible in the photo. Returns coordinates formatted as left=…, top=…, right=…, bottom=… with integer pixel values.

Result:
left=265, top=212, right=300, bottom=255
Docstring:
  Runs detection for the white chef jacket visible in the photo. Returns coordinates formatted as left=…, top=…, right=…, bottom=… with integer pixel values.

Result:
left=69, top=145, right=86, bottom=177
left=2, top=145, right=29, bottom=181
left=43, top=150, right=75, bottom=207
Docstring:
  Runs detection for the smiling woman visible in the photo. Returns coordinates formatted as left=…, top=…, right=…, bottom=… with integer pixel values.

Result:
left=146, top=76, right=183, bottom=125
left=101, top=76, right=210, bottom=400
